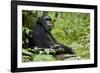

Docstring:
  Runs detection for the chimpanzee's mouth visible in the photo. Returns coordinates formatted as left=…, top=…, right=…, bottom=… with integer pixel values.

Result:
left=47, top=26, right=52, bottom=31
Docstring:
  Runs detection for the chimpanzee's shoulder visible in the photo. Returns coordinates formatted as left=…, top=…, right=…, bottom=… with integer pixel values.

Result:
left=32, top=24, right=45, bottom=35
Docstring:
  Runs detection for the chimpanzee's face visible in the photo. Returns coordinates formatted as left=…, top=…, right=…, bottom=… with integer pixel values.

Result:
left=41, top=16, right=53, bottom=31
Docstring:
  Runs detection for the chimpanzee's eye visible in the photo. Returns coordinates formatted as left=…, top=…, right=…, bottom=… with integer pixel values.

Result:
left=45, top=18, right=48, bottom=20
left=48, top=18, right=51, bottom=21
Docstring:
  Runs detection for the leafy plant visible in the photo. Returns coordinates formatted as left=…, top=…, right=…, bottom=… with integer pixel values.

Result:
left=22, top=11, right=90, bottom=62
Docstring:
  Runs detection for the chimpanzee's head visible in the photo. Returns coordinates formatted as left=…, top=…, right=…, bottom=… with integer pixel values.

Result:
left=37, top=15, right=53, bottom=31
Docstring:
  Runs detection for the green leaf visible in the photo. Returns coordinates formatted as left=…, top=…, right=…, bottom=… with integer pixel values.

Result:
left=25, top=39, right=29, bottom=43
left=25, top=28, right=31, bottom=35
left=39, top=51, right=44, bottom=55
left=44, top=49, right=50, bottom=54
left=22, top=49, right=32, bottom=56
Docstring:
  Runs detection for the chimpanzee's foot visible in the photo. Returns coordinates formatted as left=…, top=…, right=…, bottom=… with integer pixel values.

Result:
left=64, top=47, right=75, bottom=54
left=59, top=45, right=75, bottom=54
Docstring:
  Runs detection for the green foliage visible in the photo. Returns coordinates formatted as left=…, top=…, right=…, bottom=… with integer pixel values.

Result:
left=22, top=27, right=33, bottom=48
left=22, top=10, right=90, bottom=62
left=50, top=12, right=90, bottom=59
left=33, top=55, right=56, bottom=61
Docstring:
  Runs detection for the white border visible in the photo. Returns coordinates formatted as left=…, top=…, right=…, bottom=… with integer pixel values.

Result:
left=17, top=5, right=94, bottom=68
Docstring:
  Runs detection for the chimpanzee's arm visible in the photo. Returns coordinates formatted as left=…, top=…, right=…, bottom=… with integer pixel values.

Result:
left=47, top=31, right=59, bottom=44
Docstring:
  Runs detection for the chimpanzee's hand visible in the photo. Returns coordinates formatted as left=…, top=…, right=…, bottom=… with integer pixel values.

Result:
left=50, top=44, right=65, bottom=54
left=55, top=47, right=65, bottom=54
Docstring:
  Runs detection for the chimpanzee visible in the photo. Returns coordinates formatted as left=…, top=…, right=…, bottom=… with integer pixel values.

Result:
left=32, top=15, right=75, bottom=54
